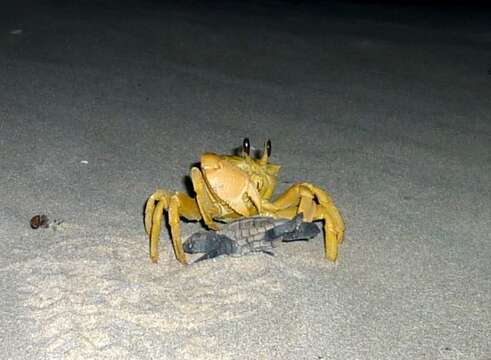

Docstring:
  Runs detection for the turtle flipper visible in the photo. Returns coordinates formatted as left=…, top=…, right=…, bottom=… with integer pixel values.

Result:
left=282, top=222, right=320, bottom=242
left=194, top=248, right=225, bottom=262
left=184, top=232, right=238, bottom=262
left=263, top=213, right=305, bottom=240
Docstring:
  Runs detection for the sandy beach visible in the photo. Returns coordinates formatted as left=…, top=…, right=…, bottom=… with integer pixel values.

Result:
left=1, top=1, right=490, bottom=359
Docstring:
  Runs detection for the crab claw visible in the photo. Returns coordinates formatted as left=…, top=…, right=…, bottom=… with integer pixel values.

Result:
left=200, top=153, right=223, bottom=171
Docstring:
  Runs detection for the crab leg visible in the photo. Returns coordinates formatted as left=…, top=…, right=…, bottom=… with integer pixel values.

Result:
left=167, top=196, right=186, bottom=264
left=145, top=190, right=170, bottom=234
left=145, top=190, right=201, bottom=264
left=269, top=183, right=345, bottom=261
left=312, top=202, right=342, bottom=262
left=304, top=183, right=345, bottom=244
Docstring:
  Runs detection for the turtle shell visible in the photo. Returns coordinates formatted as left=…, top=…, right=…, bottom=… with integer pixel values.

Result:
left=218, top=216, right=294, bottom=244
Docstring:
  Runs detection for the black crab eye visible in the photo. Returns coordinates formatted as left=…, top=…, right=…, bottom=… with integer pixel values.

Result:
left=266, top=139, right=272, bottom=157
left=243, top=138, right=250, bottom=156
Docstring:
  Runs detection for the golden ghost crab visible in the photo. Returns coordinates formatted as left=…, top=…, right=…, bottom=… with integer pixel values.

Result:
left=144, top=138, right=345, bottom=265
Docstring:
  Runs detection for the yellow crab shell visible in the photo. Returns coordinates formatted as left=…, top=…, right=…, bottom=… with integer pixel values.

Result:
left=200, top=151, right=280, bottom=218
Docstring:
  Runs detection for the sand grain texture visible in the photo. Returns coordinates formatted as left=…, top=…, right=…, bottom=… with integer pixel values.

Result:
left=1, top=1, right=490, bottom=359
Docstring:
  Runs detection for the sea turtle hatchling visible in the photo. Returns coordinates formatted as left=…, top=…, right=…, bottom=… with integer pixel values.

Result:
left=183, top=213, right=320, bottom=262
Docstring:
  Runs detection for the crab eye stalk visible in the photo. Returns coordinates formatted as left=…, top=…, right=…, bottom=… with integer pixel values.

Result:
left=243, top=138, right=250, bottom=156
left=260, top=139, right=271, bottom=164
